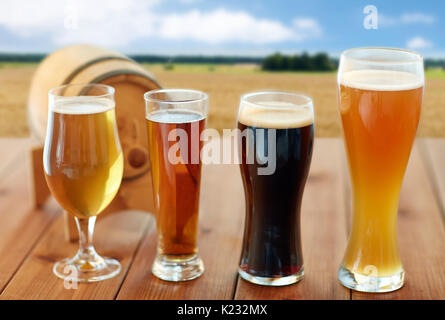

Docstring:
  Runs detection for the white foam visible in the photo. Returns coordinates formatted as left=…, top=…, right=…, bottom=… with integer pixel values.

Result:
left=239, top=101, right=313, bottom=129
left=340, top=70, right=423, bottom=91
left=52, top=97, right=114, bottom=115
left=148, top=110, right=205, bottom=124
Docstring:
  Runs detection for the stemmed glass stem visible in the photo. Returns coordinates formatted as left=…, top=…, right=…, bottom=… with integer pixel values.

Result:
left=74, top=217, right=103, bottom=269
left=52, top=214, right=121, bottom=282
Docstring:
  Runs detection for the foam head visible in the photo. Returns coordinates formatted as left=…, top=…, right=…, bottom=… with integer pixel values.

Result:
left=148, top=110, right=205, bottom=124
left=339, top=70, right=424, bottom=91
left=52, top=97, right=115, bottom=114
left=238, top=101, right=314, bottom=129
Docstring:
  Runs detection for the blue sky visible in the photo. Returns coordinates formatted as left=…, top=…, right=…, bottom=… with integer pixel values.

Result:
left=0, top=0, right=444, bottom=57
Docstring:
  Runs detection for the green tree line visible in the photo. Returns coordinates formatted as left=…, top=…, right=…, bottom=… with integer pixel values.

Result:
left=262, top=52, right=336, bottom=71
left=0, top=53, right=263, bottom=64
left=131, top=55, right=263, bottom=64
left=0, top=52, right=444, bottom=71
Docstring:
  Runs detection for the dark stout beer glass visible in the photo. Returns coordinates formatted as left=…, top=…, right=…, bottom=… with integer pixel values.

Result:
left=237, top=91, right=314, bottom=286
left=145, top=89, right=208, bottom=281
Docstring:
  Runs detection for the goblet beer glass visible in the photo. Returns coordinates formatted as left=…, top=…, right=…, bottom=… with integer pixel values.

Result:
left=44, top=83, right=124, bottom=282
left=237, top=91, right=314, bottom=286
left=145, top=89, right=208, bottom=281
left=338, top=48, right=424, bottom=292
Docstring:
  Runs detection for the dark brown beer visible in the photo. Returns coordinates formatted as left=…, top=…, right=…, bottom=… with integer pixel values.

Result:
left=238, top=104, right=314, bottom=280
left=147, top=110, right=205, bottom=258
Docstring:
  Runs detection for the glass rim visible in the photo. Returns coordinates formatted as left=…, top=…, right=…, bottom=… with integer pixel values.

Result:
left=341, top=47, right=423, bottom=64
left=48, top=83, right=115, bottom=98
left=240, top=91, right=313, bottom=110
left=144, top=88, right=208, bottom=104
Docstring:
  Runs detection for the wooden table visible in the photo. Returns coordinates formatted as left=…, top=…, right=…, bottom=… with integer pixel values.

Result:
left=1, top=137, right=445, bottom=300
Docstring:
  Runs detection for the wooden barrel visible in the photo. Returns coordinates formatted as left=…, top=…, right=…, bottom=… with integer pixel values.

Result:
left=27, top=44, right=161, bottom=180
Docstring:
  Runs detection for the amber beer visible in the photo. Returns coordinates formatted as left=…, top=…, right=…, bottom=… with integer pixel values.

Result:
left=338, top=48, right=424, bottom=293
left=147, top=111, right=205, bottom=256
left=145, top=89, right=208, bottom=281
left=44, top=98, right=124, bottom=219
left=237, top=93, right=314, bottom=286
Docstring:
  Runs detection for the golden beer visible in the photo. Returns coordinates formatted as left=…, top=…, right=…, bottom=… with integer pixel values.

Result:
left=44, top=98, right=124, bottom=219
left=338, top=67, right=423, bottom=291
left=44, top=84, right=123, bottom=283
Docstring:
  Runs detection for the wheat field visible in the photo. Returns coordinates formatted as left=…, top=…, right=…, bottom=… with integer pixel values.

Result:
left=1, top=64, right=444, bottom=137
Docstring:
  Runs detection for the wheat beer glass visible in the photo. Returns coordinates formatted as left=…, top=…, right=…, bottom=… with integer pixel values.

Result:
left=237, top=91, right=314, bottom=286
left=145, top=89, right=208, bottom=281
left=338, top=48, right=424, bottom=292
left=44, top=83, right=124, bottom=282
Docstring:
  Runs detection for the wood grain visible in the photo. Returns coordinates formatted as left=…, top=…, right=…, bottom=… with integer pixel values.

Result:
left=0, top=138, right=30, bottom=178
left=30, top=146, right=51, bottom=207
left=422, top=139, right=445, bottom=221
left=0, top=210, right=153, bottom=300
left=2, top=138, right=445, bottom=299
left=0, top=139, right=61, bottom=292
left=116, top=160, right=245, bottom=299
left=352, top=141, right=445, bottom=299
left=234, top=139, right=350, bottom=300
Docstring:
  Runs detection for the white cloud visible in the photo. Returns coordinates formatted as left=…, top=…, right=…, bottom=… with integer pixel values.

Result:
left=0, top=0, right=322, bottom=48
left=400, top=13, right=435, bottom=24
left=0, top=0, right=159, bottom=47
left=380, top=12, right=435, bottom=26
left=157, top=9, right=308, bottom=44
left=406, top=36, right=433, bottom=50
left=292, top=18, right=322, bottom=40
left=157, top=10, right=322, bottom=44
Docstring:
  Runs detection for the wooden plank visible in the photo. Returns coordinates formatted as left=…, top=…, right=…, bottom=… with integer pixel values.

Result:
left=423, top=139, right=445, bottom=221
left=234, top=139, right=350, bottom=300
left=0, top=210, right=153, bottom=300
left=0, top=138, right=155, bottom=299
left=0, top=139, right=61, bottom=292
left=30, top=146, right=51, bottom=207
left=352, top=141, right=445, bottom=299
left=2, top=137, right=443, bottom=300
left=0, top=200, right=60, bottom=293
left=117, top=138, right=245, bottom=299
left=0, top=138, right=30, bottom=179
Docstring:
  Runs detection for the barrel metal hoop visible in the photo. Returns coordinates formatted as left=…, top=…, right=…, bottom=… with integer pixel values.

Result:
left=89, top=70, right=163, bottom=90
left=62, top=56, right=132, bottom=85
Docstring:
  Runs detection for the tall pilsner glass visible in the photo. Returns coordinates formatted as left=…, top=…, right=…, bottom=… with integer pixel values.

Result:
left=145, top=89, right=208, bottom=281
left=337, top=48, right=424, bottom=292
left=44, top=83, right=123, bottom=282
